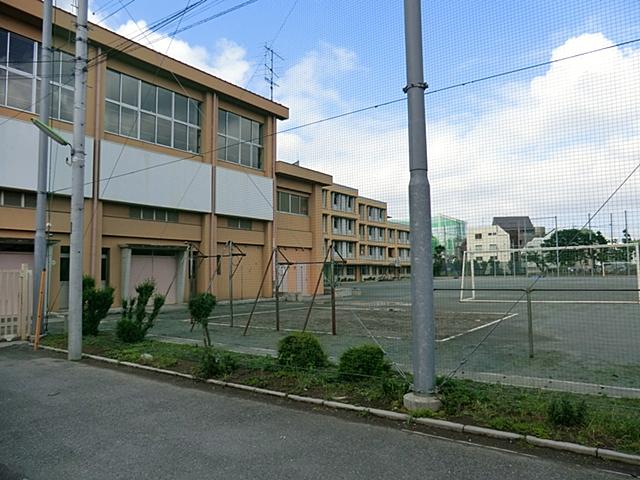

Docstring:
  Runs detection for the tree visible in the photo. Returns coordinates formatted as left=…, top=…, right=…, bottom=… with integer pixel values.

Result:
left=189, top=293, right=217, bottom=348
left=82, top=276, right=114, bottom=336
left=433, top=244, right=446, bottom=276
left=541, top=229, right=606, bottom=270
left=116, top=279, right=165, bottom=343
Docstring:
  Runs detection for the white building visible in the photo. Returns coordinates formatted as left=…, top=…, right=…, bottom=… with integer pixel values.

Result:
left=466, top=225, right=511, bottom=262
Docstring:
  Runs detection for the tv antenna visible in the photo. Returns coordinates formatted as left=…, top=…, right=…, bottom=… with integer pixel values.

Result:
left=264, top=44, right=283, bottom=101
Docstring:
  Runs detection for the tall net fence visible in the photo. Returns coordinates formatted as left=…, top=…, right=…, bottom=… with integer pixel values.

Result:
left=44, top=1, right=640, bottom=417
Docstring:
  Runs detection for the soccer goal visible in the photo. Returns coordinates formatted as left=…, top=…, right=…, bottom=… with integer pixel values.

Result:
left=459, top=243, right=640, bottom=304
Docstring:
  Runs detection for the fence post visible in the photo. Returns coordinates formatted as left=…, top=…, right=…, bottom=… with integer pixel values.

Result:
left=19, top=264, right=31, bottom=340
left=526, top=288, right=534, bottom=358
left=330, top=244, right=336, bottom=336
left=274, top=248, right=280, bottom=332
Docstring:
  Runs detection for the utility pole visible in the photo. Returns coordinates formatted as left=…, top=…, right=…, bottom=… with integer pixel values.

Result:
left=610, top=212, right=614, bottom=243
left=264, top=44, right=282, bottom=101
left=68, top=0, right=89, bottom=361
left=402, top=0, right=439, bottom=411
left=34, top=0, right=53, bottom=335
left=555, top=215, right=560, bottom=276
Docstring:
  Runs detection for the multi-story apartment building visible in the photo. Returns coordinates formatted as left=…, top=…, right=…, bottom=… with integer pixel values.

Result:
left=322, top=186, right=411, bottom=282
left=466, top=225, right=511, bottom=263
left=0, top=0, right=289, bottom=307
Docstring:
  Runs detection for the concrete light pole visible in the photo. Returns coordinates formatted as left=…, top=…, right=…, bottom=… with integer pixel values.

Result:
left=33, top=0, right=53, bottom=334
left=68, top=0, right=89, bottom=360
left=402, top=0, right=440, bottom=411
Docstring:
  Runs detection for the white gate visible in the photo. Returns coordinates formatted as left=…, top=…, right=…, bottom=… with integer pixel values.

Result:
left=0, top=264, right=33, bottom=340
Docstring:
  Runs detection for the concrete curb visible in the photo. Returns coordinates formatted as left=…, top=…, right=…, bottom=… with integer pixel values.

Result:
left=33, top=344, right=640, bottom=467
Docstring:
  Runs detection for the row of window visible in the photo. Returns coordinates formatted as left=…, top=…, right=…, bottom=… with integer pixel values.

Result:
left=129, top=206, right=179, bottom=223
left=217, top=110, right=263, bottom=169
left=105, top=69, right=201, bottom=153
left=277, top=191, right=309, bottom=215
left=0, top=29, right=267, bottom=169
left=0, top=29, right=75, bottom=121
left=0, top=189, right=36, bottom=208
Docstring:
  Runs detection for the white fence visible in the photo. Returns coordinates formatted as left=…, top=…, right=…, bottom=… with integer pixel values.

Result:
left=0, top=265, right=32, bottom=340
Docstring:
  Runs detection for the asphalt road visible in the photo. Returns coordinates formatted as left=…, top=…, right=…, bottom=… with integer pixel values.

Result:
left=0, top=345, right=624, bottom=480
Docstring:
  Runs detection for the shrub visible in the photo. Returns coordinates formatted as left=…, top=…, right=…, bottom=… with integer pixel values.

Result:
left=188, top=292, right=217, bottom=348
left=438, top=379, right=484, bottom=415
left=338, top=344, right=391, bottom=380
left=116, top=279, right=165, bottom=343
left=196, top=348, right=236, bottom=379
left=277, top=332, right=327, bottom=369
left=547, top=397, right=588, bottom=427
left=82, top=276, right=114, bottom=336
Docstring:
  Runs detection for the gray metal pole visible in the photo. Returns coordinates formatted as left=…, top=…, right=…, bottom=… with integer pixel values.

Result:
left=68, top=0, right=89, bottom=361
left=403, top=0, right=436, bottom=395
left=555, top=216, right=560, bottom=277
left=33, top=0, right=53, bottom=334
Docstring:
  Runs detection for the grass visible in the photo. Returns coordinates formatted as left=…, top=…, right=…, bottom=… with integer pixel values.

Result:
left=41, top=333, right=640, bottom=454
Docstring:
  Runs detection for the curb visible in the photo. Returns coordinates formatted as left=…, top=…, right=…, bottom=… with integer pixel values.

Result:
left=34, top=344, right=640, bottom=467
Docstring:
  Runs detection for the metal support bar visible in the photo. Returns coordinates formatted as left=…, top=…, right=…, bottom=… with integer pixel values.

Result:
left=526, top=289, right=534, bottom=358
left=302, top=246, right=332, bottom=332
left=242, top=251, right=274, bottom=336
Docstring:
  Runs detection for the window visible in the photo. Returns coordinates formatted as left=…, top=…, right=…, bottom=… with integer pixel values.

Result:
left=226, top=217, right=252, bottom=230
left=367, top=206, right=385, bottom=222
left=475, top=233, right=482, bottom=239
left=367, top=226, right=385, bottom=242
left=0, top=189, right=36, bottom=208
left=129, top=205, right=179, bottom=223
left=277, top=191, right=308, bottom=215
left=398, top=231, right=410, bottom=244
left=332, top=216, right=355, bottom=235
left=333, top=241, right=355, bottom=258
left=330, top=192, right=355, bottom=212
left=60, top=246, right=70, bottom=282
left=218, top=109, right=263, bottom=169
left=367, top=246, right=385, bottom=260
left=105, top=69, right=201, bottom=152
left=0, top=29, right=74, bottom=121
left=322, top=190, right=327, bottom=208
left=475, top=244, right=483, bottom=251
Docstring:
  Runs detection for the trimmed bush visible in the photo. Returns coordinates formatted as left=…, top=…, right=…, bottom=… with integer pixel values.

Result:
left=196, top=348, right=236, bottom=379
left=188, top=292, right=217, bottom=348
left=548, top=397, right=588, bottom=427
left=338, top=344, right=391, bottom=380
left=277, top=332, right=327, bottom=369
left=116, top=279, right=165, bottom=343
left=82, top=276, right=114, bottom=336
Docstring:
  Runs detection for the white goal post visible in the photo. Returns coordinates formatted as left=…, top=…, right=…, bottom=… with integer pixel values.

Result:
left=459, top=243, right=640, bottom=304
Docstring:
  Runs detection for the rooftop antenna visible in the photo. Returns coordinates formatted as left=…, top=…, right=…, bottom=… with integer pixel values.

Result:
left=264, top=44, right=283, bottom=100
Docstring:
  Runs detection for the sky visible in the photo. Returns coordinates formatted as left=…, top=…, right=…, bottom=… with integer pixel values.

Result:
left=56, top=0, right=640, bottom=237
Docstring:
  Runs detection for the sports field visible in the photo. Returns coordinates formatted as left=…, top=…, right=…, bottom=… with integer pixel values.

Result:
left=49, top=275, right=640, bottom=395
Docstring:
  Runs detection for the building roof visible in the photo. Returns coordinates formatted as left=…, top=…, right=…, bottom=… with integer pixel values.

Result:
left=275, top=161, right=333, bottom=186
left=492, top=216, right=534, bottom=231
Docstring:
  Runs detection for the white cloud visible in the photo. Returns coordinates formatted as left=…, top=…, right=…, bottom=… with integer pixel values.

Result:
left=114, top=20, right=251, bottom=84
left=278, top=34, right=640, bottom=231
left=54, top=2, right=252, bottom=85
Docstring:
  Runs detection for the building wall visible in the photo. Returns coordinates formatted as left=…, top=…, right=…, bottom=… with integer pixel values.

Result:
left=0, top=0, right=288, bottom=309
left=466, top=225, right=511, bottom=262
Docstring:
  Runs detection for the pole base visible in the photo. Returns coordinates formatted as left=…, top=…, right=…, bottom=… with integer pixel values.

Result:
left=403, top=392, right=441, bottom=412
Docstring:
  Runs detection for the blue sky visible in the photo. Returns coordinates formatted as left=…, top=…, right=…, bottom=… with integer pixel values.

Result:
left=60, top=0, right=640, bottom=235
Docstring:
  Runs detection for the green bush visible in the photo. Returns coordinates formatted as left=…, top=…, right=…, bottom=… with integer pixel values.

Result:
left=548, top=397, right=588, bottom=427
left=438, top=379, right=485, bottom=415
left=338, top=344, right=391, bottom=380
left=116, top=279, right=165, bottom=343
left=82, top=276, right=114, bottom=336
left=277, top=332, right=327, bottom=369
left=196, top=348, right=236, bottom=379
left=188, top=292, right=217, bottom=347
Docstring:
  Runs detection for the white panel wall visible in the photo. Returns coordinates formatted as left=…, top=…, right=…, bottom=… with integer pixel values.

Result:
left=99, top=140, right=211, bottom=212
left=0, top=116, right=93, bottom=197
left=215, top=166, right=273, bottom=221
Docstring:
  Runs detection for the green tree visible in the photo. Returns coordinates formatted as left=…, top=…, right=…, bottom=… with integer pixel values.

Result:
left=82, top=276, right=114, bottom=336
left=189, top=292, right=217, bottom=348
left=116, top=279, right=165, bottom=343
left=541, top=229, right=606, bottom=269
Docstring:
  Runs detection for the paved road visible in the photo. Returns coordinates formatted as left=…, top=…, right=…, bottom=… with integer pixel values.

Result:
left=0, top=345, right=622, bottom=480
